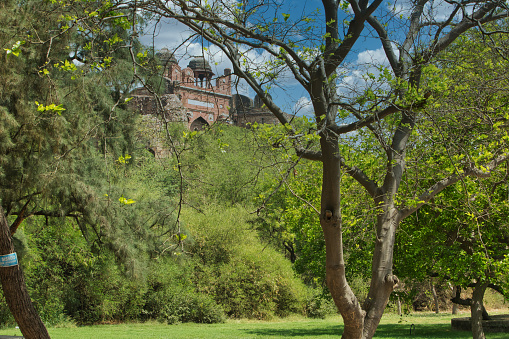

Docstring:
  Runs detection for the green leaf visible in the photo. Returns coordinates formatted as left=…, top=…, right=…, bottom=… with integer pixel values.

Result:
left=117, top=154, right=131, bottom=164
left=119, top=195, right=136, bottom=205
left=35, top=101, right=65, bottom=114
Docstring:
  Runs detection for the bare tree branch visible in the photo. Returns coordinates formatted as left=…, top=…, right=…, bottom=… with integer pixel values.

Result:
left=331, top=93, right=430, bottom=135
left=423, top=2, right=509, bottom=62
left=340, top=155, right=379, bottom=197
left=366, top=15, right=400, bottom=76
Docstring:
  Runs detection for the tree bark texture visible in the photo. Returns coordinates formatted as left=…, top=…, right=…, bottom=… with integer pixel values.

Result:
left=320, top=134, right=365, bottom=339
left=471, top=281, right=488, bottom=339
left=0, top=206, right=50, bottom=339
left=362, top=208, right=400, bottom=339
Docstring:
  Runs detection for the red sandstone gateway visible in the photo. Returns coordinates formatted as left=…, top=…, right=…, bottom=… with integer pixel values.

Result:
left=131, top=48, right=284, bottom=130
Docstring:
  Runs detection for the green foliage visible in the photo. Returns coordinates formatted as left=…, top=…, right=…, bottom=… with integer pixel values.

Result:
left=186, top=205, right=308, bottom=319
left=393, top=26, right=509, bottom=301
left=142, top=258, right=226, bottom=324
left=254, top=144, right=376, bottom=287
left=304, top=292, right=337, bottom=319
left=159, top=291, right=226, bottom=325
left=4, top=40, right=24, bottom=57
left=0, top=292, right=15, bottom=328
left=1, top=214, right=224, bottom=326
left=0, top=0, right=150, bottom=264
left=182, top=124, right=267, bottom=206
left=396, top=176, right=509, bottom=293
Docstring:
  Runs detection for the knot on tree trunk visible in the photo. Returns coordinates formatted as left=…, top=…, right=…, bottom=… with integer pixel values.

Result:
left=384, top=274, right=399, bottom=288
left=322, top=210, right=340, bottom=226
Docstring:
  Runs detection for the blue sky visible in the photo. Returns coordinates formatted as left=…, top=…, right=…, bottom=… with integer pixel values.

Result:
left=138, top=0, right=461, bottom=117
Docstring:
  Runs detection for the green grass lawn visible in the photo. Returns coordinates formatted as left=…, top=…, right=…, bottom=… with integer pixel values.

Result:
left=0, top=312, right=507, bottom=338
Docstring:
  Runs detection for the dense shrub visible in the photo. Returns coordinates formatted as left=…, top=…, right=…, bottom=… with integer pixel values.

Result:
left=305, top=292, right=337, bottom=319
left=0, top=293, right=14, bottom=328
left=160, top=290, right=226, bottom=324
left=0, top=206, right=306, bottom=326
left=143, top=258, right=226, bottom=324
left=62, top=255, right=147, bottom=324
left=0, top=149, right=311, bottom=327
left=18, top=217, right=149, bottom=325
left=186, top=205, right=308, bottom=319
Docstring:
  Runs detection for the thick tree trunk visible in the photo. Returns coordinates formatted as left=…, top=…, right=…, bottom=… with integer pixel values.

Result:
left=362, top=209, right=400, bottom=339
left=320, top=134, right=364, bottom=339
left=471, top=280, right=488, bottom=339
left=0, top=206, right=50, bottom=339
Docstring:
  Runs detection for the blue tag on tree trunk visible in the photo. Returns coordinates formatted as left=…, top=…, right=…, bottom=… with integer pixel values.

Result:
left=0, top=253, right=18, bottom=267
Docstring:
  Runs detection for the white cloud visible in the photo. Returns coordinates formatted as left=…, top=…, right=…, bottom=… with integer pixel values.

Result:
left=423, top=1, right=458, bottom=22
left=389, top=0, right=463, bottom=23
left=140, top=19, right=192, bottom=50
left=356, top=46, right=389, bottom=66
left=138, top=18, right=257, bottom=95
left=337, top=44, right=400, bottom=99
left=292, top=96, right=314, bottom=117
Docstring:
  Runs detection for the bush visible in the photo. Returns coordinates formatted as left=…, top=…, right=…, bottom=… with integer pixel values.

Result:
left=162, top=291, right=226, bottom=324
left=61, top=253, right=148, bottom=324
left=0, top=293, right=15, bottom=328
left=305, top=292, right=337, bottom=319
left=186, top=205, right=308, bottom=319
left=143, top=258, right=226, bottom=324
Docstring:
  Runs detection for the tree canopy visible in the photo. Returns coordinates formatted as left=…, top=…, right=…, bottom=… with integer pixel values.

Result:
left=125, top=1, right=509, bottom=338
left=3, top=1, right=509, bottom=338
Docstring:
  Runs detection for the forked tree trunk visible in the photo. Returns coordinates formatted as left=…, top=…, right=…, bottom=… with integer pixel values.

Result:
left=320, top=132, right=401, bottom=339
left=0, top=206, right=50, bottom=339
left=471, top=280, right=488, bottom=339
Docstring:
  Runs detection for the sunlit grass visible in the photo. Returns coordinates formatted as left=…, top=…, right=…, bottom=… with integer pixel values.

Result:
left=0, top=311, right=508, bottom=338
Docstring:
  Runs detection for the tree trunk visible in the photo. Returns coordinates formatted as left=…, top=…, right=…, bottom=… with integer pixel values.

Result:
left=430, top=279, right=439, bottom=314
left=361, top=208, right=400, bottom=339
left=471, top=280, right=488, bottom=339
left=397, top=296, right=402, bottom=316
left=0, top=206, right=50, bottom=339
left=319, top=133, right=365, bottom=339
left=451, top=285, right=459, bottom=315
left=481, top=306, right=490, bottom=321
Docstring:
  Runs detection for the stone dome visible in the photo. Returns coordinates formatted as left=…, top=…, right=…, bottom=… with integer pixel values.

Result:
left=156, top=48, right=177, bottom=65
left=254, top=93, right=272, bottom=109
left=231, top=94, right=253, bottom=110
left=187, top=56, right=212, bottom=72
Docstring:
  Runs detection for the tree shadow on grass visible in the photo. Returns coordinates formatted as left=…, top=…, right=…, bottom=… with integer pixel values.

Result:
left=374, top=323, right=470, bottom=338
left=241, top=323, right=481, bottom=338
left=240, top=324, right=342, bottom=337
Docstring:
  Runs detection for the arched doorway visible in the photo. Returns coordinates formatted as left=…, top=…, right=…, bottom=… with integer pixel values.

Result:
left=189, top=117, right=209, bottom=131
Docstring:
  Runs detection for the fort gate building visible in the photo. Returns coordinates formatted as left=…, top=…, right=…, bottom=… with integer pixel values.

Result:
left=131, top=48, right=232, bottom=130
